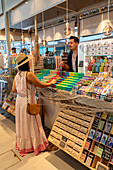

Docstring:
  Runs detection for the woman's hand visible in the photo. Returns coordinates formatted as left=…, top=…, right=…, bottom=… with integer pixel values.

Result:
left=51, top=79, right=57, bottom=85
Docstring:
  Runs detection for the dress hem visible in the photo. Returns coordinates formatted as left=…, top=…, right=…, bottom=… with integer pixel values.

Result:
left=16, top=140, right=49, bottom=157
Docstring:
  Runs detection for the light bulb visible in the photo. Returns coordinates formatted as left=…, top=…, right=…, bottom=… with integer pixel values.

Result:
left=103, top=21, right=113, bottom=36
left=21, top=35, right=25, bottom=44
left=0, top=43, right=4, bottom=50
left=64, top=22, right=71, bottom=35
left=42, top=36, right=46, bottom=47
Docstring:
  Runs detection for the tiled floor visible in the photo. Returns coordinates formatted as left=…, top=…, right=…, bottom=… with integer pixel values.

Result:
left=0, top=113, right=89, bottom=170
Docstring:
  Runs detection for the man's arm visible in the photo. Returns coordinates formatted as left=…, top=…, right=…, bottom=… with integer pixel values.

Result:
left=60, top=51, right=72, bottom=71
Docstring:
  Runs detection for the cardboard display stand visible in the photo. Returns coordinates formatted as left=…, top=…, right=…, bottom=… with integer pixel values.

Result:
left=48, top=110, right=113, bottom=170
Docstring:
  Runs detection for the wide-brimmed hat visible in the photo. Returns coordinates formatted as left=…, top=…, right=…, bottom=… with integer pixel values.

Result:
left=15, top=53, right=32, bottom=68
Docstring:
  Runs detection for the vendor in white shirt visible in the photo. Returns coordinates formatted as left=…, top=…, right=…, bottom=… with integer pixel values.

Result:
left=60, top=36, right=79, bottom=72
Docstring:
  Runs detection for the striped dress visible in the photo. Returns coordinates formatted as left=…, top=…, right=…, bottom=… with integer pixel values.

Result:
left=15, top=71, right=49, bottom=156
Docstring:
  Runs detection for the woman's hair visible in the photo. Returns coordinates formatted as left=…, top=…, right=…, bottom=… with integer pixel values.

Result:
left=18, top=57, right=30, bottom=71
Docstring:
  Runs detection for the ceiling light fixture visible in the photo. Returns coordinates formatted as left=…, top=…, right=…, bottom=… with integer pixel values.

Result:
left=64, top=0, right=71, bottom=35
left=21, top=22, right=25, bottom=44
left=41, top=12, right=46, bottom=47
left=25, top=1, right=28, bottom=4
left=103, top=0, right=113, bottom=36
left=0, top=30, right=4, bottom=50
left=0, top=40, right=4, bottom=50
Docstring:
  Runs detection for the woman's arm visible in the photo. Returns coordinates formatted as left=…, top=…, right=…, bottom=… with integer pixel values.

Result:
left=27, top=72, right=56, bottom=88
left=12, top=79, right=17, bottom=93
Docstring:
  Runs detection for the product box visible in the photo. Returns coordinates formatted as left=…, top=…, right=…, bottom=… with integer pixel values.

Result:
left=110, top=125, right=113, bottom=134
left=7, top=106, right=12, bottom=112
left=102, top=148, right=111, bottom=161
left=93, top=143, right=99, bottom=154
left=88, top=129, right=96, bottom=139
left=92, top=119, right=99, bottom=127
left=104, top=122, right=112, bottom=133
left=96, top=146, right=104, bottom=157
left=85, top=154, right=94, bottom=167
left=101, top=113, right=107, bottom=119
left=108, top=115, right=113, bottom=121
left=96, top=112, right=102, bottom=117
left=80, top=151, right=88, bottom=163
left=95, top=131, right=102, bottom=142
left=2, top=102, right=7, bottom=109
left=98, top=120, right=105, bottom=130
left=100, top=134, right=108, bottom=145
left=107, top=136, right=113, bottom=148
left=84, top=140, right=92, bottom=150
left=5, top=104, right=10, bottom=110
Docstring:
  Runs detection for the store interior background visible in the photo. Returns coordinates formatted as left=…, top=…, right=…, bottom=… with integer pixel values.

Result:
left=1, top=0, right=113, bottom=170
left=0, top=0, right=113, bottom=59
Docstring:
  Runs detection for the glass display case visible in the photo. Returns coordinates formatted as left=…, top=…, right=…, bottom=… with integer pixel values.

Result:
left=78, top=39, right=113, bottom=75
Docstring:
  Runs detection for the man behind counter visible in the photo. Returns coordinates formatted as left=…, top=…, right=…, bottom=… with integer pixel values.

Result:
left=60, top=36, right=79, bottom=72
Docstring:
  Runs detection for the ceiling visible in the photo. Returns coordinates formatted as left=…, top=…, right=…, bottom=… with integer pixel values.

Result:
left=10, top=0, right=112, bottom=30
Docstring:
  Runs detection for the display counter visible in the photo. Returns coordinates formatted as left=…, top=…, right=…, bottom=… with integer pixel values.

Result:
left=1, top=68, right=113, bottom=169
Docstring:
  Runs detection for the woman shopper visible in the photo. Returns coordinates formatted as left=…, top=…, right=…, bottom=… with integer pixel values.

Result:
left=12, top=53, right=56, bottom=156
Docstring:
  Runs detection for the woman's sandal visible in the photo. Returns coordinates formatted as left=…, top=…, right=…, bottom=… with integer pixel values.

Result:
left=46, top=143, right=58, bottom=151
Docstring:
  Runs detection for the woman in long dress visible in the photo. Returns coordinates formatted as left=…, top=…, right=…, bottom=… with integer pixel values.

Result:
left=12, top=53, right=56, bottom=156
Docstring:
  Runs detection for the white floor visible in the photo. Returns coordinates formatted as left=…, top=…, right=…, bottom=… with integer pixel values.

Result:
left=0, top=114, right=89, bottom=170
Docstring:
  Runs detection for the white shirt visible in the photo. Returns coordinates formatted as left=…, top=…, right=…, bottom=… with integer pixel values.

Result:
left=72, top=54, right=76, bottom=72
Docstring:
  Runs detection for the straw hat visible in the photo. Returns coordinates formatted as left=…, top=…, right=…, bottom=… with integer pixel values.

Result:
left=15, top=53, right=32, bottom=68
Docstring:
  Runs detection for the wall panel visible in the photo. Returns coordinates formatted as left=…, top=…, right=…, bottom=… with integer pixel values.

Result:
left=4, top=0, right=24, bottom=12
left=0, top=0, right=3, bottom=14
left=38, top=20, right=75, bottom=42
left=80, top=11, right=113, bottom=36
left=11, top=0, right=66, bottom=25
left=0, top=15, right=5, bottom=30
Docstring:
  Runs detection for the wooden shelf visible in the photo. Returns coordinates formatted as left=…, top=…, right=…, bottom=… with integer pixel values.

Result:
left=49, top=109, right=113, bottom=170
left=1, top=108, right=15, bottom=116
left=109, top=162, right=113, bottom=165
left=84, top=112, right=113, bottom=169
left=5, top=99, right=15, bottom=106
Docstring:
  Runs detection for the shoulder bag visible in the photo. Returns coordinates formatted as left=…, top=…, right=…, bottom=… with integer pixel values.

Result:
left=26, top=72, right=40, bottom=115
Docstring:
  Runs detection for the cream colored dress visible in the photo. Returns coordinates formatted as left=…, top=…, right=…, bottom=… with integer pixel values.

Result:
left=15, top=71, right=49, bottom=156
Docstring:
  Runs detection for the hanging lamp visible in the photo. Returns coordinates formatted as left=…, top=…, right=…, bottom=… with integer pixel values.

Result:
left=0, top=42, right=4, bottom=50
left=64, top=0, right=71, bottom=35
left=0, top=29, right=4, bottom=50
left=102, top=0, right=113, bottom=36
left=52, top=22, right=56, bottom=53
left=41, top=12, right=46, bottom=47
left=21, top=22, right=25, bottom=44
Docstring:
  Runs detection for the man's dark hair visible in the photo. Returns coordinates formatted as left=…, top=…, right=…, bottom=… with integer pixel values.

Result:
left=12, top=47, right=16, bottom=50
left=18, top=57, right=30, bottom=71
left=70, top=36, right=79, bottom=44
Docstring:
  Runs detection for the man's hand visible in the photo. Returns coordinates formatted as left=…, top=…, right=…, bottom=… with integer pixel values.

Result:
left=59, top=61, right=65, bottom=68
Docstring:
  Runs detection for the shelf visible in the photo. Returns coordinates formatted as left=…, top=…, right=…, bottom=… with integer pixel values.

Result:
left=109, top=162, right=113, bottom=165
left=84, top=148, right=96, bottom=155
left=5, top=99, right=15, bottom=106
left=79, top=161, right=95, bottom=170
left=107, top=119, right=113, bottom=123
left=0, top=107, right=15, bottom=117
left=1, top=108, right=15, bottom=116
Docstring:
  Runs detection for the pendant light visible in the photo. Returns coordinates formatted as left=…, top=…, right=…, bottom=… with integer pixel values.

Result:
left=0, top=42, right=4, bottom=50
left=64, top=0, right=71, bottom=35
left=52, top=22, right=56, bottom=53
left=0, top=29, right=4, bottom=50
left=41, top=12, right=46, bottom=47
left=102, top=0, right=113, bottom=36
left=21, top=22, right=25, bottom=44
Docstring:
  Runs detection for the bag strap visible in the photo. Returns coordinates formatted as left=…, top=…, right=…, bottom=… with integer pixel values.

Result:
left=26, top=71, right=29, bottom=104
